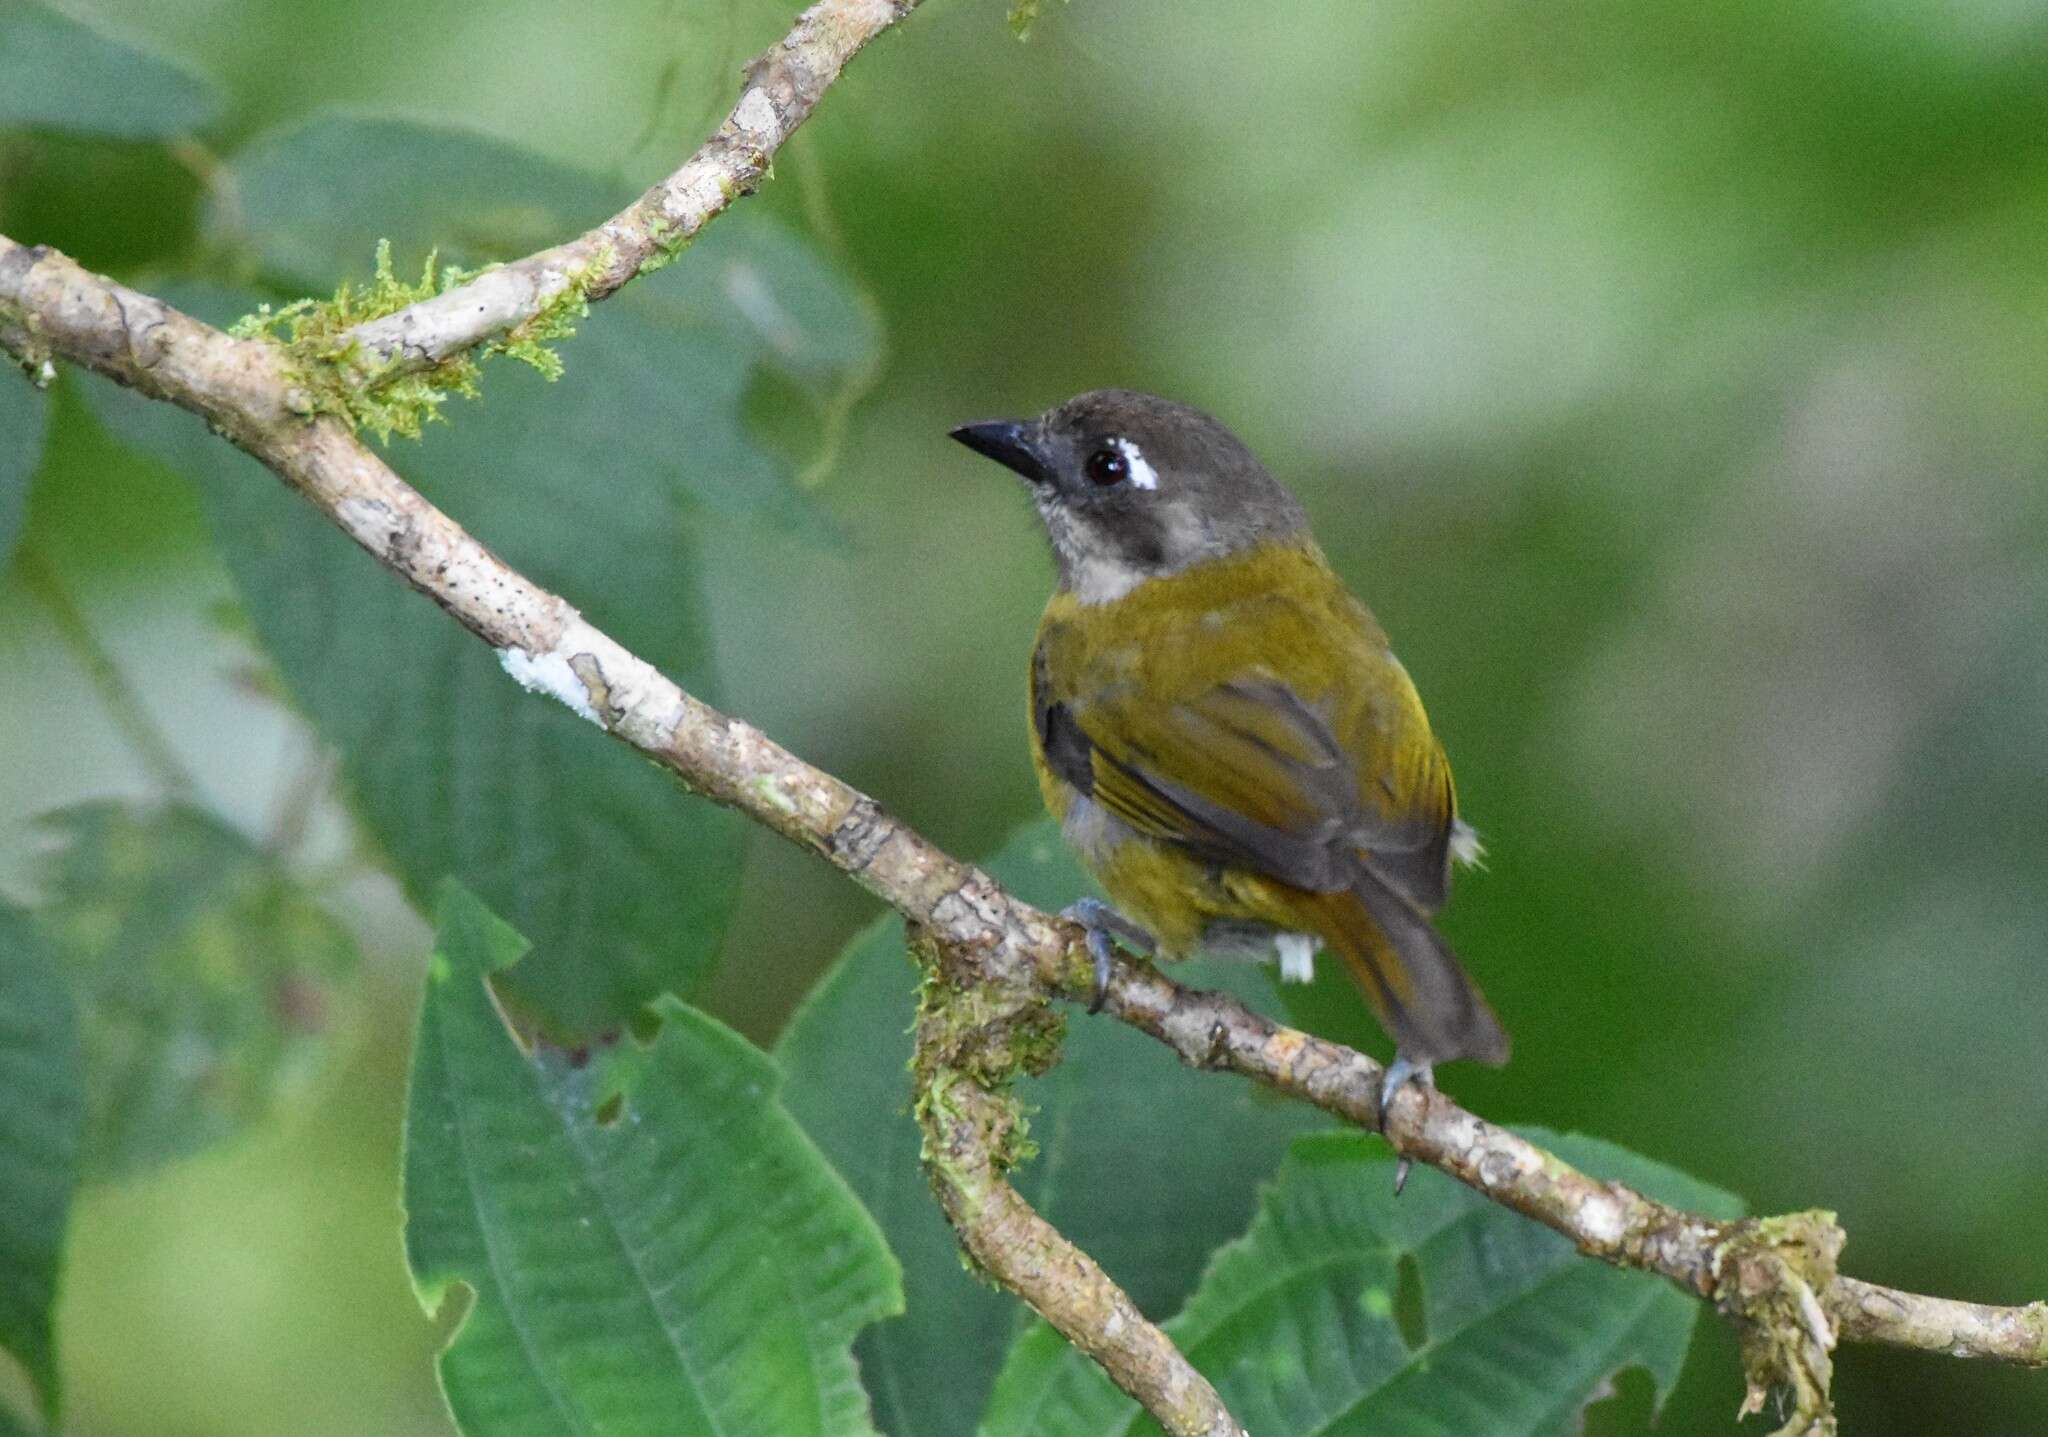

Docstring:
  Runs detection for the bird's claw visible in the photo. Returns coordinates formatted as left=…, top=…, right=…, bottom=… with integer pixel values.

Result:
left=1376, top=1053, right=1436, bottom=1197
left=1060, top=898, right=1150, bottom=1013
left=1083, top=924, right=1115, bottom=1013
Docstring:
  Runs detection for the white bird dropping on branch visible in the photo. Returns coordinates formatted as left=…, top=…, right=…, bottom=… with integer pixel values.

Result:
left=498, top=645, right=602, bottom=725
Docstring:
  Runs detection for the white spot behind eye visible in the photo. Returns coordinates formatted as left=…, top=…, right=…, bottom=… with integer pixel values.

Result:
left=1111, top=437, right=1159, bottom=490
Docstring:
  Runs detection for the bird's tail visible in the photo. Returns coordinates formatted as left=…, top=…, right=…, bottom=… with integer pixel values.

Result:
left=1290, top=865, right=1509, bottom=1068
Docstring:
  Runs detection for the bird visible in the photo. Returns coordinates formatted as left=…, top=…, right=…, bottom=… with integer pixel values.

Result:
left=950, top=388, right=1508, bottom=1153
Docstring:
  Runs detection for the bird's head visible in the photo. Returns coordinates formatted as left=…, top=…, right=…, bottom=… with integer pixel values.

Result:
left=951, top=389, right=1309, bottom=603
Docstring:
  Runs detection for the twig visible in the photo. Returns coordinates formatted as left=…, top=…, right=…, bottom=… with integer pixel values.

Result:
left=1831, top=1277, right=2048, bottom=1366
left=332, top=0, right=923, bottom=382
left=5, top=188, right=2044, bottom=1437
left=912, top=926, right=1241, bottom=1437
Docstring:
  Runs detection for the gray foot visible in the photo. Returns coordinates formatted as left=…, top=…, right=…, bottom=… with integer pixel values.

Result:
left=1377, top=1053, right=1436, bottom=1197
left=1061, top=898, right=1153, bottom=1013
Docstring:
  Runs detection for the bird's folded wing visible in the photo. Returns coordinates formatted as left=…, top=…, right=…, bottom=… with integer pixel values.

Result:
left=1068, top=677, right=1455, bottom=906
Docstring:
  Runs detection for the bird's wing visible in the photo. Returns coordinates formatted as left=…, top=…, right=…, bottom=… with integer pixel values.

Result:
left=1033, top=609, right=1505, bottom=1067
left=1051, top=672, right=1457, bottom=908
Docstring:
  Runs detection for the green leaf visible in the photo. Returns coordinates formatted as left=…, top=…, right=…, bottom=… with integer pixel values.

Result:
left=32, top=800, right=359, bottom=1178
left=403, top=882, right=902, bottom=1437
left=0, top=2, right=220, bottom=139
left=0, top=377, right=46, bottom=572
left=980, top=1128, right=1742, bottom=1437
left=216, top=113, right=875, bottom=530
left=217, top=116, right=618, bottom=283
left=0, top=905, right=83, bottom=1425
left=78, top=280, right=746, bottom=1033
left=775, top=819, right=1330, bottom=1437
left=654, top=219, right=882, bottom=399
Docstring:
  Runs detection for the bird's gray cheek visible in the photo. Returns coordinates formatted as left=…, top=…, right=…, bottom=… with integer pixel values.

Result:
left=1150, top=501, right=1220, bottom=568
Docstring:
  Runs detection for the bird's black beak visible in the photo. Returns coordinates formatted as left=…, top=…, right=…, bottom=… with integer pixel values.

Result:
left=949, top=419, right=1052, bottom=485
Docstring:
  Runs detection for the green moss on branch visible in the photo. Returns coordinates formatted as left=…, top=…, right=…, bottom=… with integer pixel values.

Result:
left=231, top=240, right=595, bottom=442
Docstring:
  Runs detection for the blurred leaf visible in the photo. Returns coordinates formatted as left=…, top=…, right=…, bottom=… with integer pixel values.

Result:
left=0, top=905, right=82, bottom=1425
left=775, top=819, right=1329, bottom=1437
left=33, top=800, right=358, bottom=1178
left=78, top=280, right=745, bottom=1033
left=403, top=882, right=902, bottom=1437
left=215, top=115, right=617, bottom=281
left=980, top=1128, right=1741, bottom=1437
left=0, top=378, right=46, bottom=572
left=215, top=112, right=873, bottom=529
left=0, top=2, right=220, bottom=139
left=0, top=134, right=205, bottom=275
left=654, top=219, right=881, bottom=399
left=483, top=294, right=844, bottom=539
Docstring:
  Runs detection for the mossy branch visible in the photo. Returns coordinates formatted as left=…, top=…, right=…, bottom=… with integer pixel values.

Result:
left=229, top=240, right=592, bottom=442
left=909, top=925, right=1241, bottom=1437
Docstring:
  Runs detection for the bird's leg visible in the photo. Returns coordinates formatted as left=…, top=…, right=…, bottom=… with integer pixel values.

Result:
left=1193, top=921, right=1321, bottom=982
left=1060, top=898, right=1155, bottom=1013
left=1377, top=1053, right=1435, bottom=1197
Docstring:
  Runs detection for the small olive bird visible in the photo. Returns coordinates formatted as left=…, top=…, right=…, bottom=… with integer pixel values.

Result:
left=951, top=389, right=1508, bottom=1129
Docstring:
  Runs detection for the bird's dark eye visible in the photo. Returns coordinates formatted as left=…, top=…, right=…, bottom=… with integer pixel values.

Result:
left=1085, top=446, right=1128, bottom=486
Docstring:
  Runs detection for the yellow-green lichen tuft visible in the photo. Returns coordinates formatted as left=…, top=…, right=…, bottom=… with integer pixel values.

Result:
left=1714, top=1210, right=1845, bottom=1436
left=495, top=251, right=596, bottom=383
left=908, top=925, right=1066, bottom=1188
left=231, top=240, right=591, bottom=444
left=636, top=200, right=715, bottom=278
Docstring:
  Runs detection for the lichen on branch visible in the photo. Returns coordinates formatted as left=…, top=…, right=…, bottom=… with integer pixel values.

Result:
left=909, top=925, right=1242, bottom=1437
left=231, top=240, right=593, bottom=442
left=1716, top=1211, right=1845, bottom=1437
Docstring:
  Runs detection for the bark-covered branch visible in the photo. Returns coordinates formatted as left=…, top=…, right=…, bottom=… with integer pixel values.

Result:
left=5, top=46, right=2045, bottom=1427
left=912, top=926, right=1241, bottom=1437
left=333, top=0, right=922, bottom=382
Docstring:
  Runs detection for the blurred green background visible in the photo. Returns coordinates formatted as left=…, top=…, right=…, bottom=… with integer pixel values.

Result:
left=4, top=0, right=2046, bottom=1432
